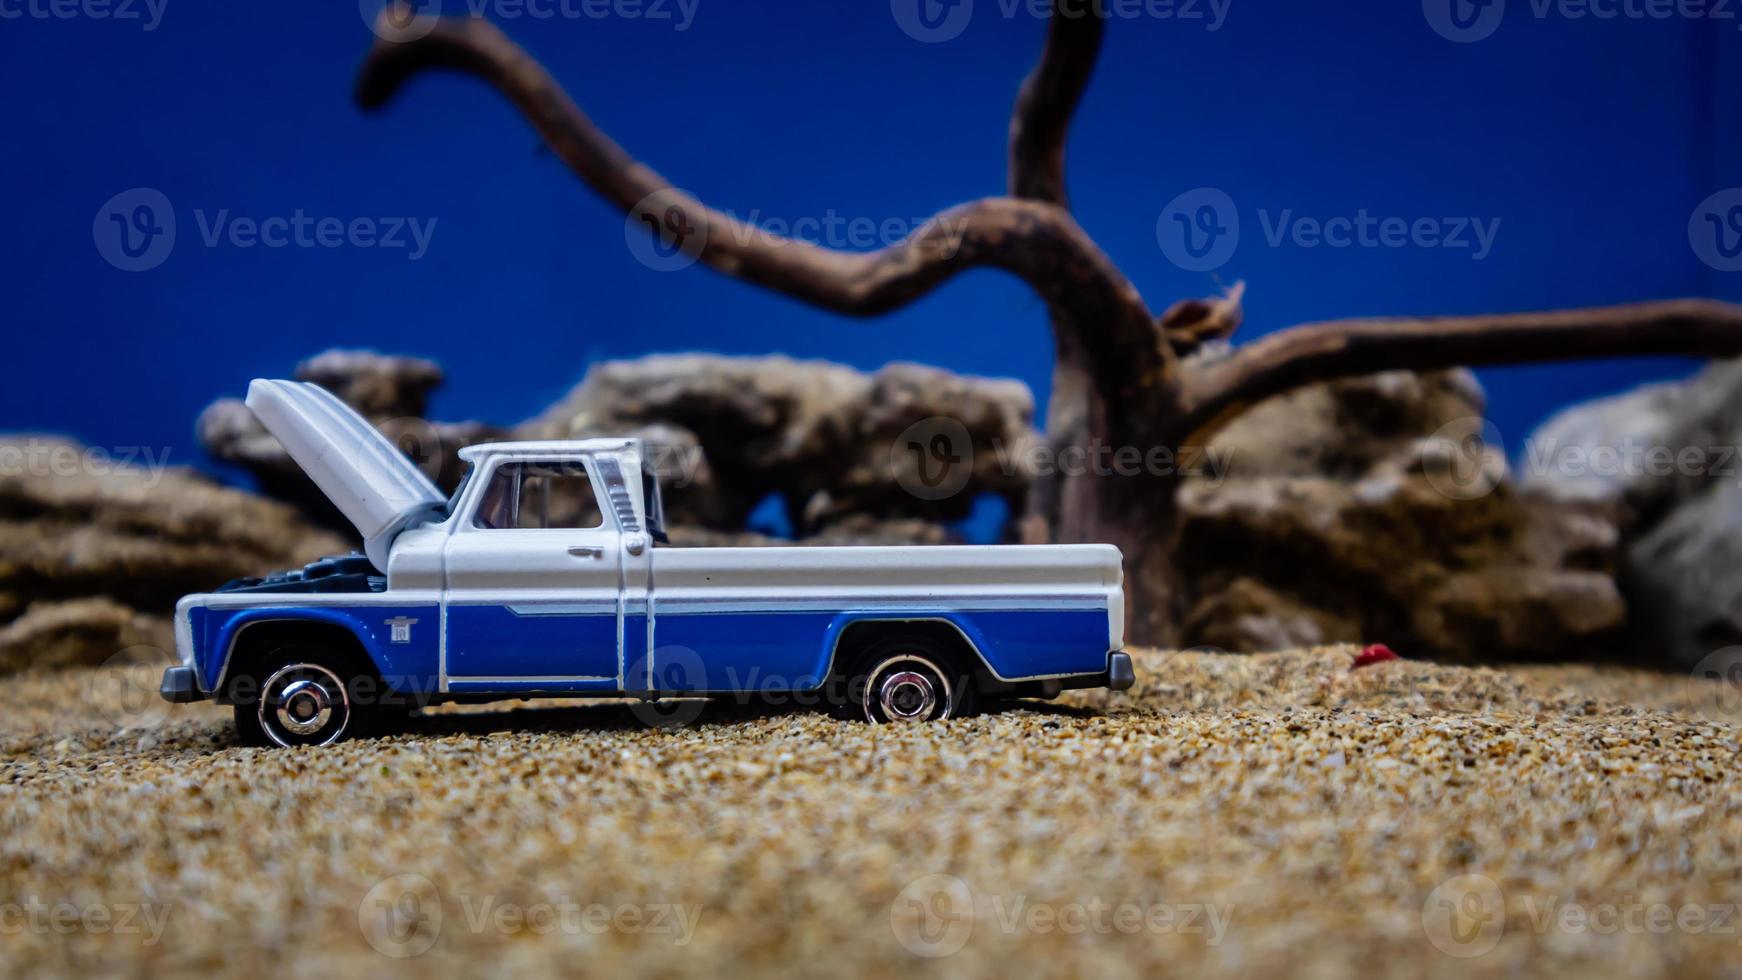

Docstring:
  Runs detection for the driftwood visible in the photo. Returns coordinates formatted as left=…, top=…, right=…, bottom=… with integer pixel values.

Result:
left=355, top=4, right=1742, bottom=643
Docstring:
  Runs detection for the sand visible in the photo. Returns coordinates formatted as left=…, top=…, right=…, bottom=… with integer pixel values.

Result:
left=2, top=646, right=1739, bottom=979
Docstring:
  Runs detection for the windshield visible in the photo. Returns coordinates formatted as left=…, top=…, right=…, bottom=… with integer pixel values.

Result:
left=440, top=463, right=475, bottom=520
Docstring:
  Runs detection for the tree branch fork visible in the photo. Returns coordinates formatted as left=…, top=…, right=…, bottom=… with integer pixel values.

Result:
left=355, top=5, right=1742, bottom=456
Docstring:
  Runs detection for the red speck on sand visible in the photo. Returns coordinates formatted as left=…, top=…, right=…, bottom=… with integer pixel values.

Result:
left=1353, top=644, right=1400, bottom=669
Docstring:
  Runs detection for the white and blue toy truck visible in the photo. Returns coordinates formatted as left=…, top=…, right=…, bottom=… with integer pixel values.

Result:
left=160, top=380, right=1133, bottom=746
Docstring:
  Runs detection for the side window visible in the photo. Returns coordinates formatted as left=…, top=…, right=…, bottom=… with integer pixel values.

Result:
left=472, top=462, right=605, bottom=530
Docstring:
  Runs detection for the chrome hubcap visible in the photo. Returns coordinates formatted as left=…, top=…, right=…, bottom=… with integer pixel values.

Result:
left=259, top=663, right=349, bottom=746
left=878, top=671, right=936, bottom=721
left=275, top=679, right=333, bottom=735
left=864, top=655, right=953, bottom=723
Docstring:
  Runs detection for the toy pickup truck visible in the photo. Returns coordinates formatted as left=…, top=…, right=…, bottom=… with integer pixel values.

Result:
left=160, top=380, right=1133, bottom=747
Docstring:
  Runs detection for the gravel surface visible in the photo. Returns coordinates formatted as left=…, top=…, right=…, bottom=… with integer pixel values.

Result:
left=2, top=646, right=1740, bottom=979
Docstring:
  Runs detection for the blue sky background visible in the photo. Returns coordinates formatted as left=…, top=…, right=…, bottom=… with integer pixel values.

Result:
left=2, top=0, right=1739, bottom=467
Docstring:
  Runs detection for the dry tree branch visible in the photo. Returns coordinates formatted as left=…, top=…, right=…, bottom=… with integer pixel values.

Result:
left=354, top=10, right=1171, bottom=390
left=1159, top=282, right=1245, bottom=357
left=1174, top=298, right=1742, bottom=440
left=1008, top=2, right=1106, bottom=206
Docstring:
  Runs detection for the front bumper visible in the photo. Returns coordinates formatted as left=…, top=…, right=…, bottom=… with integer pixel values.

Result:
left=160, top=666, right=206, bottom=704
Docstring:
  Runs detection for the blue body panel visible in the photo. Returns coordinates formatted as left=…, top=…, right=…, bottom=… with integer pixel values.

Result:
left=445, top=603, right=619, bottom=681
left=191, top=600, right=1111, bottom=697
left=197, top=602, right=441, bottom=696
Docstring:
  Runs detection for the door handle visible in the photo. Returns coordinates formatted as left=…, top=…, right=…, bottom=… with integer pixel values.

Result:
left=567, top=545, right=604, bottom=559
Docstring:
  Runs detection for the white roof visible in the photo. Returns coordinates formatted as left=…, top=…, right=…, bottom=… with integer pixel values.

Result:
left=457, top=438, right=642, bottom=461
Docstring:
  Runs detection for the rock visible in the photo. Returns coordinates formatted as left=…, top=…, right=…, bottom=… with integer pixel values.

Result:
left=1518, top=366, right=1742, bottom=525
left=294, top=349, right=443, bottom=419
left=1170, top=370, right=1626, bottom=661
left=1525, top=361, right=1742, bottom=666
left=0, top=436, right=348, bottom=672
left=205, top=351, right=1035, bottom=546
left=519, top=354, right=1037, bottom=535
left=1625, top=488, right=1742, bottom=658
left=0, top=598, right=173, bottom=674
left=198, top=350, right=507, bottom=523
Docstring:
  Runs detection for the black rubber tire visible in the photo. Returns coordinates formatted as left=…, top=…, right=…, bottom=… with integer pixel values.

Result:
left=230, top=642, right=377, bottom=748
left=831, top=635, right=978, bottom=723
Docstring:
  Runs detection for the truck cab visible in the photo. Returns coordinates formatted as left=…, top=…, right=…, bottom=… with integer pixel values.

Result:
left=161, top=380, right=1133, bottom=747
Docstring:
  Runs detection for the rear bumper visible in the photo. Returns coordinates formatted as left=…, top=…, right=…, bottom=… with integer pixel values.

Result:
left=160, top=666, right=206, bottom=704
left=1007, top=651, right=1136, bottom=699
left=1104, top=651, right=1135, bottom=691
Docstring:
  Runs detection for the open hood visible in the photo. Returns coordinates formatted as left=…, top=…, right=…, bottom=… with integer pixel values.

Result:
left=246, top=379, right=446, bottom=571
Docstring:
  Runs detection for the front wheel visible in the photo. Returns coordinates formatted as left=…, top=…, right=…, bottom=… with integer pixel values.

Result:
left=232, top=646, right=370, bottom=748
left=842, top=639, right=977, bottom=723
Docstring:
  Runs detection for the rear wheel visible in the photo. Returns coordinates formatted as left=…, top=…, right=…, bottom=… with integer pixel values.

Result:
left=231, top=643, right=375, bottom=748
left=837, top=637, right=977, bottom=723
